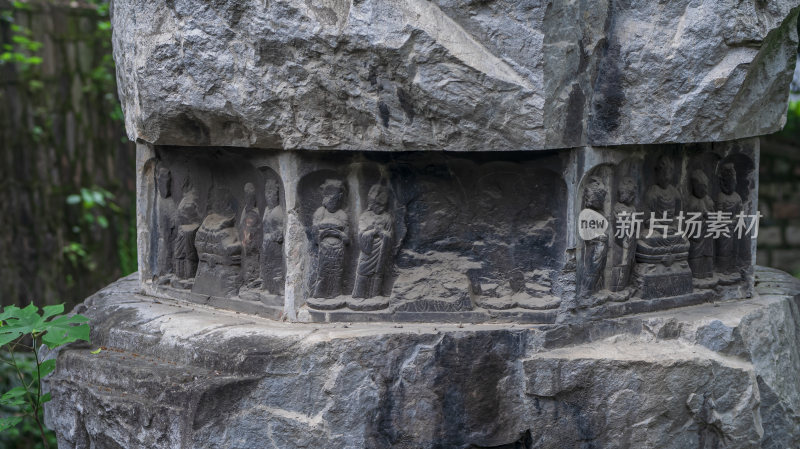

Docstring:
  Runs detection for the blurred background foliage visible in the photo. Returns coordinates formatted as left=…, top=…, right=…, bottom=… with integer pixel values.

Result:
left=0, top=0, right=136, bottom=314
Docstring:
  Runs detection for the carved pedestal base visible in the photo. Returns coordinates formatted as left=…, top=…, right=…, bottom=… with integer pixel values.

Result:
left=633, top=261, right=694, bottom=299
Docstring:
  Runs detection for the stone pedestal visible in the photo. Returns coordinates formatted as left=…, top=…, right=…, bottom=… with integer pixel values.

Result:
left=45, top=0, right=800, bottom=446
left=45, top=267, right=800, bottom=448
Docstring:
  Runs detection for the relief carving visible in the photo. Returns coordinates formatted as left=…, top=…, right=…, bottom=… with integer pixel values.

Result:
left=634, top=155, right=693, bottom=299
left=715, top=162, right=742, bottom=275
left=579, top=176, right=609, bottom=299
left=686, top=169, right=715, bottom=279
left=240, top=182, right=262, bottom=288
left=154, top=165, right=176, bottom=282
left=610, top=177, right=637, bottom=292
left=353, top=184, right=394, bottom=299
left=172, top=176, right=201, bottom=288
left=260, top=179, right=285, bottom=295
left=310, top=179, right=350, bottom=302
left=192, top=190, right=243, bottom=297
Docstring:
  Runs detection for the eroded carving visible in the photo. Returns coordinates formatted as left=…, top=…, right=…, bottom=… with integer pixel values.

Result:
left=193, top=189, right=243, bottom=297
left=154, top=165, right=176, bottom=282
left=634, top=155, right=693, bottom=299
left=143, top=142, right=756, bottom=323
left=260, top=179, right=285, bottom=295
left=715, top=162, right=743, bottom=275
left=309, top=179, right=350, bottom=304
left=172, top=176, right=201, bottom=288
left=579, top=176, right=609, bottom=299
left=686, top=169, right=715, bottom=279
left=240, top=182, right=261, bottom=288
left=610, top=177, right=637, bottom=292
left=352, top=184, right=394, bottom=305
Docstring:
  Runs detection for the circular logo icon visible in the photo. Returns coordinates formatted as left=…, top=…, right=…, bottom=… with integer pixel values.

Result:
left=578, top=208, right=608, bottom=241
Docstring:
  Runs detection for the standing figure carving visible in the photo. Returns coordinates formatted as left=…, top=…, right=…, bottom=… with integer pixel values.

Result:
left=353, top=184, right=394, bottom=299
left=154, top=165, right=176, bottom=281
left=311, top=180, right=350, bottom=299
left=610, top=177, right=637, bottom=291
left=240, top=183, right=261, bottom=288
left=173, top=177, right=201, bottom=282
left=192, top=190, right=243, bottom=297
left=715, top=163, right=742, bottom=274
left=260, top=179, right=285, bottom=295
left=686, top=169, right=715, bottom=278
left=579, top=176, right=608, bottom=299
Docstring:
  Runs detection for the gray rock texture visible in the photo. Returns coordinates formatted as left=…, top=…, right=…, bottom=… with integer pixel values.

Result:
left=45, top=266, right=800, bottom=448
left=112, top=0, right=800, bottom=152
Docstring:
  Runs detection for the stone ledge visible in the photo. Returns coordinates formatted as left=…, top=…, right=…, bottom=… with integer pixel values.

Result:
left=45, top=267, right=800, bottom=448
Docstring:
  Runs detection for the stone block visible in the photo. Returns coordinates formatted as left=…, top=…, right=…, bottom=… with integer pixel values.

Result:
left=110, top=0, right=800, bottom=151
left=44, top=269, right=800, bottom=448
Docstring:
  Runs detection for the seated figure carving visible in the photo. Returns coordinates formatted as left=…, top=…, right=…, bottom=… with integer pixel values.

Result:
left=192, top=190, right=243, bottom=298
left=634, top=156, right=693, bottom=299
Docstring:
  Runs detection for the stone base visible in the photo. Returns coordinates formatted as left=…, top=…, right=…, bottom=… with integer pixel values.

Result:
left=46, top=267, right=800, bottom=449
left=633, top=261, right=694, bottom=299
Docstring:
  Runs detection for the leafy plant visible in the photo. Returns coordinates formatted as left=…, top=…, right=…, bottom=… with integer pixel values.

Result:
left=0, top=1, right=43, bottom=90
left=64, top=187, right=121, bottom=274
left=0, top=304, right=90, bottom=449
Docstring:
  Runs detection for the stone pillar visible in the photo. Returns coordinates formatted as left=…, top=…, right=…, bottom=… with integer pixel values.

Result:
left=46, top=0, right=800, bottom=447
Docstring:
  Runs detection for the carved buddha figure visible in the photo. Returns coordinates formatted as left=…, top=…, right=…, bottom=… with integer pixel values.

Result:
left=173, top=177, right=201, bottom=280
left=192, top=190, right=243, bottom=297
left=312, top=180, right=350, bottom=299
left=240, top=182, right=261, bottom=287
left=610, top=177, right=637, bottom=291
left=715, top=162, right=742, bottom=273
left=353, top=184, right=393, bottom=299
left=579, top=176, right=608, bottom=298
left=636, top=156, right=689, bottom=264
left=154, top=165, right=176, bottom=280
left=260, top=179, right=285, bottom=295
left=686, top=169, right=715, bottom=278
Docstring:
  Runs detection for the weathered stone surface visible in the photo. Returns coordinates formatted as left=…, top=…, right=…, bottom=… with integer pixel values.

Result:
left=112, top=0, right=800, bottom=152
left=45, top=266, right=800, bottom=448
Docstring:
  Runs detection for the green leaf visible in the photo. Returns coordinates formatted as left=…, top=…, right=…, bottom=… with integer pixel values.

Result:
left=0, top=386, right=28, bottom=408
left=41, top=314, right=90, bottom=349
left=1, top=386, right=27, bottom=400
left=0, top=416, right=23, bottom=432
left=40, top=392, right=52, bottom=404
left=97, top=215, right=109, bottom=229
left=0, top=331, right=22, bottom=347
left=41, top=304, right=64, bottom=320
left=38, top=359, right=56, bottom=378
